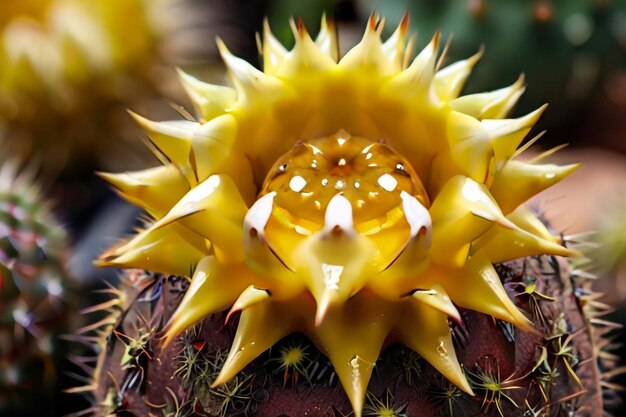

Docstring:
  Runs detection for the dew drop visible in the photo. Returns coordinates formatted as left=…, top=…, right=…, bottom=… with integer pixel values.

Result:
left=436, top=340, right=448, bottom=357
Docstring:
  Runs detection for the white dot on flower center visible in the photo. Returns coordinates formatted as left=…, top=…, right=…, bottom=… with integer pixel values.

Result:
left=377, top=173, right=397, bottom=192
left=289, top=175, right=307, bottom=192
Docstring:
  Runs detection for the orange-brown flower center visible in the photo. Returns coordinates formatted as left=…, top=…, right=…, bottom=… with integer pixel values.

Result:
left=260, top=131, right=429, bottom=229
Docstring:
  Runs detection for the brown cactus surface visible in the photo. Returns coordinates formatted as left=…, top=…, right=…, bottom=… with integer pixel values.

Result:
left=82, top=253, right=618, bottom=417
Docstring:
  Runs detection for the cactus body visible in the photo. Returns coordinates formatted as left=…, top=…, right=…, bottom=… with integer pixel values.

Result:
left=0, top=161, right=71, bottom=415
left=85, top=254, right=617, bottom=416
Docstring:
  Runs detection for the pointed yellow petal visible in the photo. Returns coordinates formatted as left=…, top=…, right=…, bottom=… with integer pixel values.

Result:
left=313, top=295, right=394, bottom=417
left=243, top=192, right=302, bottom=297
left=429, top=176, right=514, bottom=267
left=395, top=299, right=472, bottom=394
left=387, top=31, right=440, bottom=96
left=188, top=114, right=237, bottom=182
left=176, top=69, right=237, bottom=121
left=226, top=285, right=270, bottom=323
left=315, top=14, right=338, bottom=62
left=434, top=48, right=483, bottom=101
left=98, top=223, right=206, bottom=277
left=213, top=298, right=301, bottom=386
left=490, top=161, right=580, bottom=214
left=294, top=195, right=376, bottom=324
left=483, top=105, right=547, bottom=161
left=340, top=13, right=388, bottom=72
left=507, top=205, right=560, bottom=243
left=411, top=284, right=461, bottom=323
left=261, top=18, right=287, bottom=75
left=154, top=174, right=247, bottom=263
left=163, top=256, right=251, bottom=346
left=446, top=111, right=494, bottom=183
left=431, top=257, right=533, bottom=331
left=129, top=112, right=196, bottom=166
left=217, top=38, right=283, bottom=99
left=371, top=192, right=432, bottom=299
left=381, top=12, right=410, bottom=71
left=98, top=165, right=190, bottom=218
left=275, top=19, right=336, bottom=78
left=450, top=74, right=525, bottom=119
left=472, top=223, right=577, bottom=263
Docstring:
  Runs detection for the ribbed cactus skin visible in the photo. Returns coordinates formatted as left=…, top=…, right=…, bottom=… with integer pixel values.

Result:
left=0, top=163, right=71, bottom=416
left=81, top=253, right=618, bottom=417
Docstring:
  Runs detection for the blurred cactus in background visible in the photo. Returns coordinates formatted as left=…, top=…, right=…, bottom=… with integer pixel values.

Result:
left=357, top=0, right=626, bottom=135
left=0, top=0, right=268, bottom=179
left=0, top=152, right=74, bottom=416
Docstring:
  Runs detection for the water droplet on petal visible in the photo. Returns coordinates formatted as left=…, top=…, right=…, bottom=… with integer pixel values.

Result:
left=436, top=340, right=448, bottom=357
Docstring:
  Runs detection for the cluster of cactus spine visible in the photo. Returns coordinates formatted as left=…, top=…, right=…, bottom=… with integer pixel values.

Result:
left=0, top=157, right=72, bottom=415
left=72, top=12, right=624, bottom=417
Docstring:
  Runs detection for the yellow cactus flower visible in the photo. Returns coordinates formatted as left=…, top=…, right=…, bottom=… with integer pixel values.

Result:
left=100, top=14, right=579, bottom=417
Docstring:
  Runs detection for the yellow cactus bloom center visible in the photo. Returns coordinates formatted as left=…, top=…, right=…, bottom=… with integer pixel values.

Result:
left=100, top=14, right=579, bottom=417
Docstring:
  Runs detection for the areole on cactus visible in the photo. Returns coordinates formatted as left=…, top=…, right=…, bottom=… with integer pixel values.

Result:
left=99, top=14, right=580, bottom=416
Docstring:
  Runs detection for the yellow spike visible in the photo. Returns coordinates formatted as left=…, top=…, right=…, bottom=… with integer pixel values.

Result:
left=429, top=176, right=515, bottom=267
left=163, top=256, right=252, bottom=347
left=430, top=257, right=534, bottom=331
left=434, top=47, right=483, bottom=101
left=153, top=174, right=248, bottom=263
left=213, top=298, right=301, bottom=386
left=176, top=69, right=237, bottom=121
left=262, top=18, right=287, bottom=75
left=295, top=228, right=377, bottom=325
left=411, top=284, right=461, bottom=322
left=450, top=74, right=525, bottom=119
left=277, top=17, right=336, bottom=78
left=472, top=223, right=578, bottom=263
left=97, top=223, right=206, bottom=277
left=512, top=130, right=547, bottom=159
left=315, top=14, right=339, bottom=62
left=446, top=111, right=494, bottom=183
left=294, top=194, right=377, bottom=324
left=387, top=31, right=441, bottom=95
left=338, top=14, right=394, bottom=75
left=484, top=105, right=547, bottom=161
left=243, top=193, right=303, bottom=298
left=507, top=205, right=560, bottom=243
left=217, top=37, right=282, bottom=99
left=188, top=114, right=237, bottom=182
left=313, top=296, right=393, bottom=417
left=226, top=285, right=270, bottom=323
left=128, top=112, right=195, bottom=166
left=527, top=143, right=569, bottom=163
left=490, top=161, right=580, bottom=214
left=372, top=192, right=432, bottom=299
left=97, top=165, right=190, bottom=218
left=395, top=299, right=473, bottom=394
left=381, top=11, right=410, bottom=71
